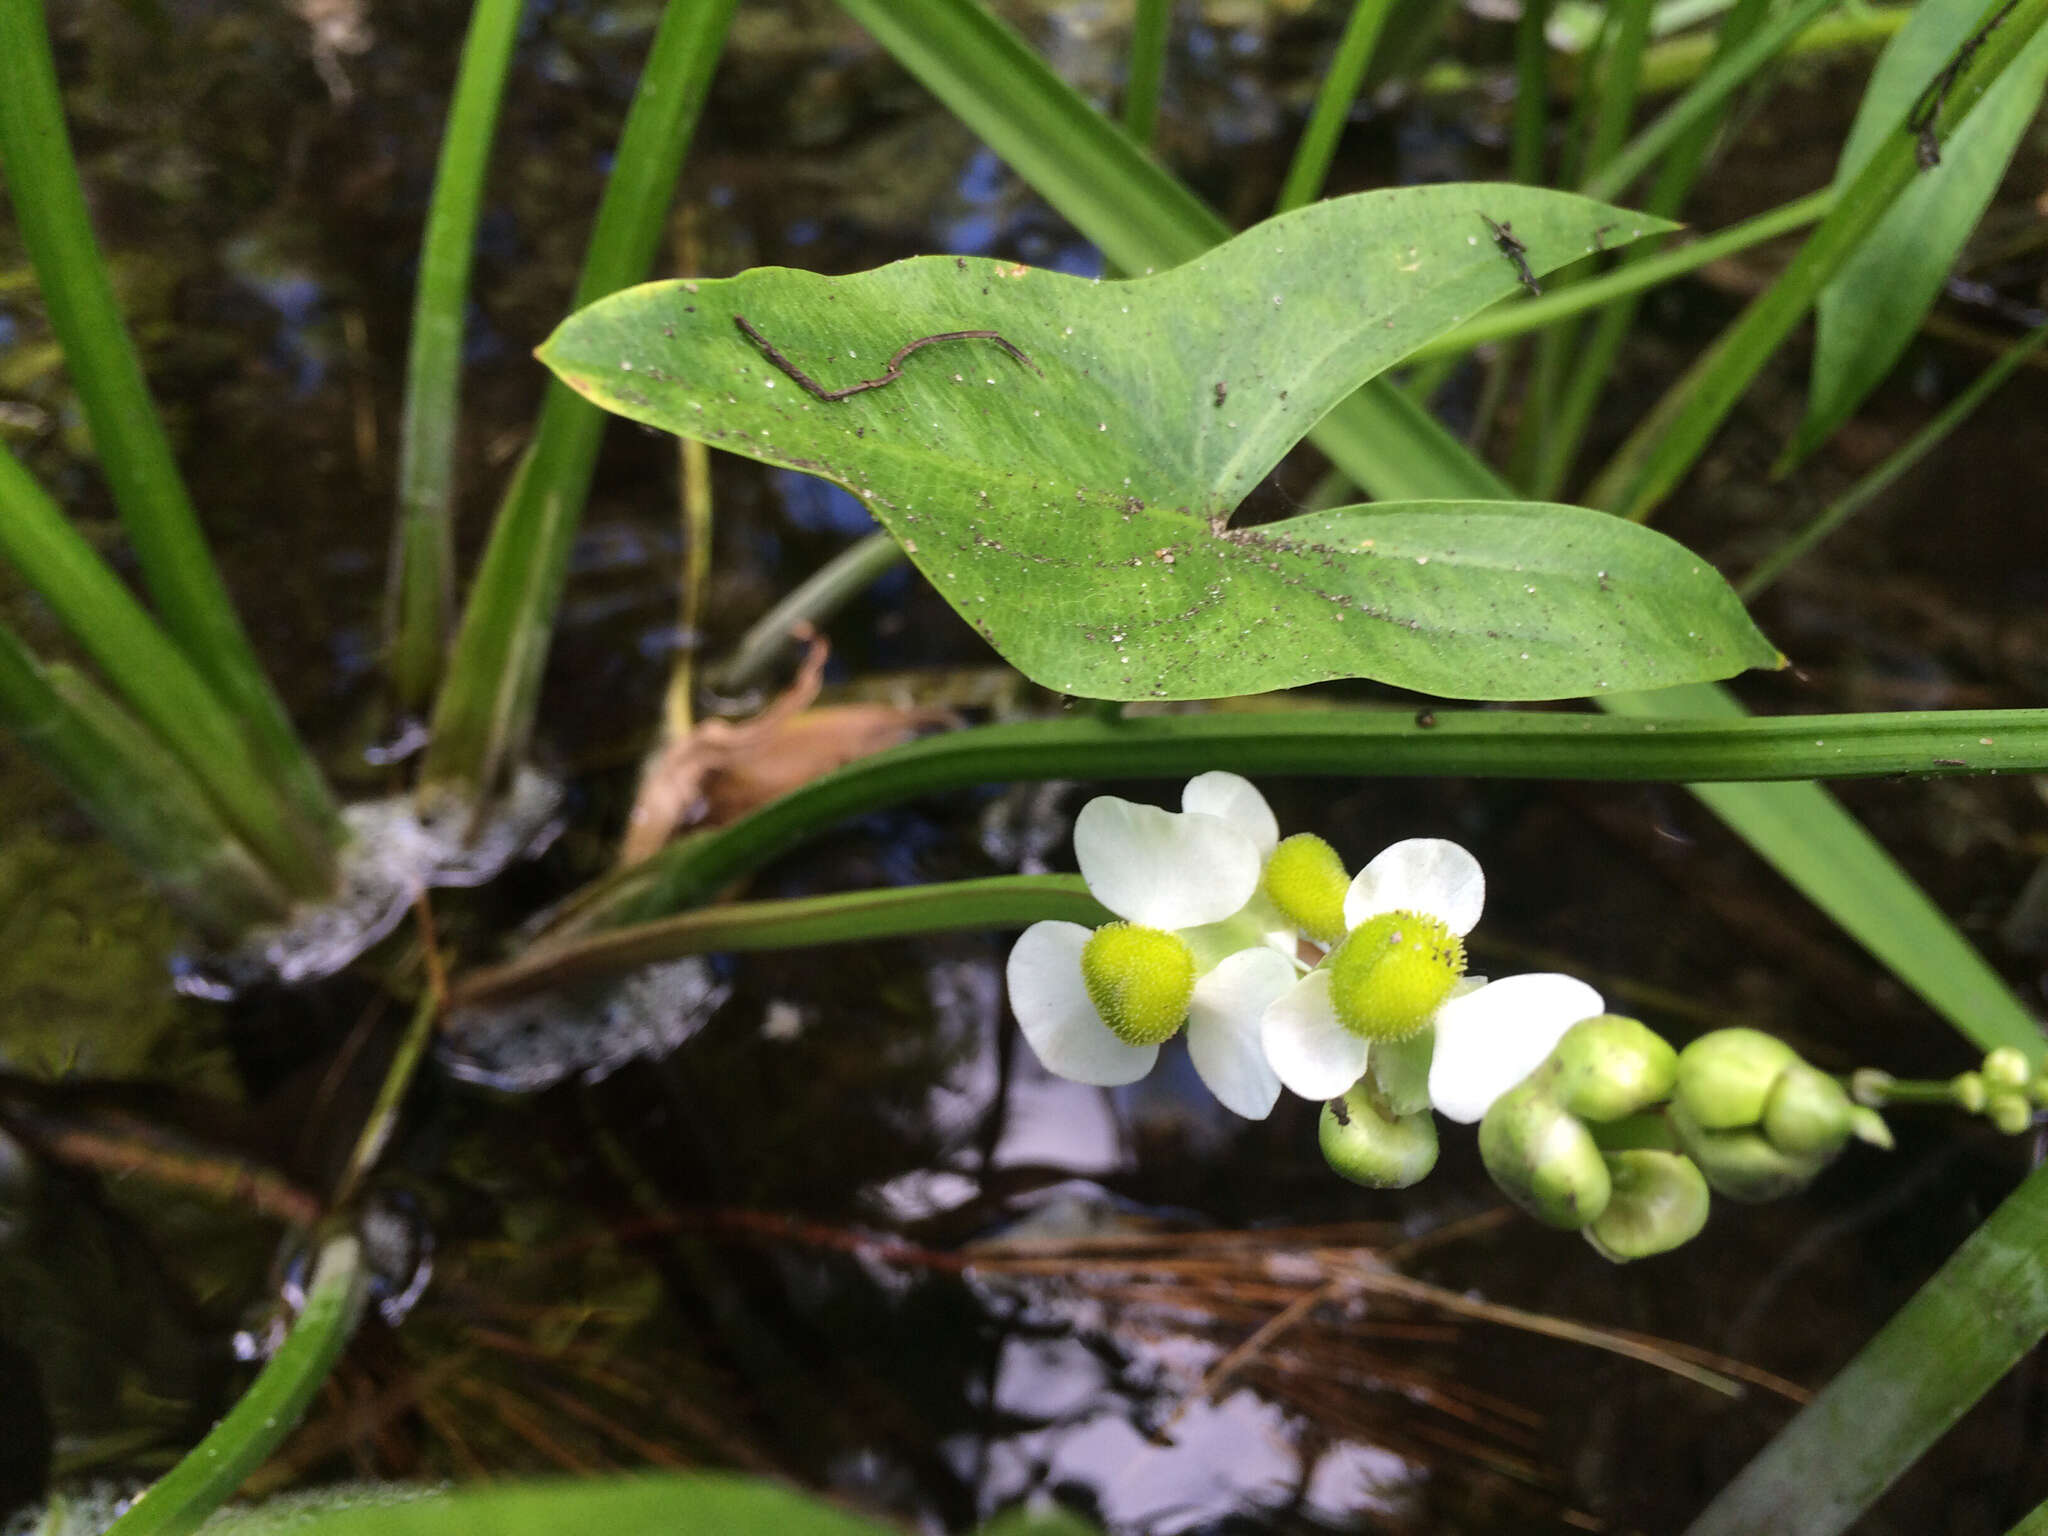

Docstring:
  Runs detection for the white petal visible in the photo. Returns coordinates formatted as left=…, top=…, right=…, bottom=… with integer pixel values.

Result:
left=1074, top=796, right=1260, bottom=929
left=1186, top=947, right=1296, bottom=1118
left=1427, top=973, right=1604, bottom=1123
left=1259, top=969, right=1371, bottom=1100
left=1006, top=921, right=1158, bottom=1085
left=1343, top=838, right=1485, bottom=935
left=1182, top=771, right=1279, bottom=857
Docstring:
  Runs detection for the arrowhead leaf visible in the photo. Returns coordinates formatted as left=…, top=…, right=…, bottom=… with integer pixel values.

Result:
left=541, top=184, right=1777, bottom=700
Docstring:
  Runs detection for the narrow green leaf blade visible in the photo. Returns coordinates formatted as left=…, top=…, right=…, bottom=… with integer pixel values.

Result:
left=1789, top=0, right=2048, bottom=464
left=543, top=190, right=1777, bottom=700
left=1606, top=682, right=2043, bottom=1057
left=1685, top=1161, right=2048, bottom=1536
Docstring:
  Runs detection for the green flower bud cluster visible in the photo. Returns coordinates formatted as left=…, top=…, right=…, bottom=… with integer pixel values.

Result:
left=1479, top=1016, right=1709, bottom=1263
left=1669, top=1029, right=1889, bottom=1203
left=1853, top=1045, right=2046, bottom=1136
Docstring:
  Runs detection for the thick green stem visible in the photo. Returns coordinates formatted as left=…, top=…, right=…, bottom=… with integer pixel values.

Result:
left=386, top=0, right=525, bottom=711
left=458, top=874, right=1109, bottom=1003
left=0, top=0, right=340, bottom=845
left=103, top=1233, right=367, bottom=1536
left=587, top=706, right=2048, bottom=927
left=424, top=0, right=738, bottom=797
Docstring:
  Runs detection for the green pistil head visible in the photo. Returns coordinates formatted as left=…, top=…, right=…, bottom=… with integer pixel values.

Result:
left=1261, top=834, right=1351, bottom=943
left=1326, top=910, right=1465, bottom=1042
left=1081, top=923, right=1197, bottom=1047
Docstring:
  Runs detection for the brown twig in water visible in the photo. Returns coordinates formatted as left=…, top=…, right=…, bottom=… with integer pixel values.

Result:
left=1, top=1104, right=323, bottom=1228
left=734, top=314, right=1039, bottom=401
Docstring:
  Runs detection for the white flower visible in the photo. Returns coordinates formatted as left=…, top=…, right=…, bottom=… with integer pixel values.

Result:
left=1260, top=837, right=1484, bottom=1101
left=1006, top=772, right=1298, bottom=1118
left=1425, top=972, right=1605, bottom=1123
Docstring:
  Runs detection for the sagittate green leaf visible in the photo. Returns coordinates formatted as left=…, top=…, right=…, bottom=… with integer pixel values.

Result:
left=1788, top=0, right=2048, bottom=464
left=199, top=1475, right=901, bottom=1536
left=542, top=185, right=1776, bottom=702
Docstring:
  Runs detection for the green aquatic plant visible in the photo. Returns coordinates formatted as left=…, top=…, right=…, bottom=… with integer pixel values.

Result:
left=7, top=0, right=2048, bottom=1530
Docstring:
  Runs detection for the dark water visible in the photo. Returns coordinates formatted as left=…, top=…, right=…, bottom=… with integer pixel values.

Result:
left=5, top=1, right=2048, bottom=1530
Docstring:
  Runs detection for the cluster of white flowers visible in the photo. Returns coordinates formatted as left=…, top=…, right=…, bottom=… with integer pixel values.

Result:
left=1006, top=773, right=1603, bottom=1125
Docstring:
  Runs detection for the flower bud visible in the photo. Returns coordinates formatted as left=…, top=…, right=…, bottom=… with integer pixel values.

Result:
left=1983, top=1047, right=2032, bottom=1092
left=1479, top=1081, right=1610, bottom=1230
left=1982, top=1048, right=2031, bottom=1097
left=1988, top=1091, right=2034, bottom=1135
left=1550, top=1015, right=1678, bottom=1122
left=1584, top=1151, right=1710, bottom=1263
left=1951, top=1071, right=1987, bottom=1114
left=1668, top=1101, right=1828, bottom=1203
left=1760, top=1062, right=1856, bottom=1160
left=1850, top=1105, right=1894, bottom=1149
left=1674, top=1028, right=1798, bottom=1130
left=1320, top=1083, right=1439, bottom=1189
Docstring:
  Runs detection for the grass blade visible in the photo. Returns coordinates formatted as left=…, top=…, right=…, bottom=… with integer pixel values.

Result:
left=0, top=0, right=339, bottom=840
left=0, top=626, right=291, bottom=936
left=1784, top=0, right=2048, bottom=466
left=1581, top=0, right=1845, bottom=201
left=1274, top=0, right=1401, bottom=214
left=1743, top=317, right=2048, bottom=597
left=1586, top=0, right=2048, bottom=522
left=1684, top=1161, right=2048, bottom=1536
left=1538, top=0, right=1777, bottom=494
left=1414, top=188, right=1833, bottom=356
left=0, top=443, right=335, bottom=897
left=1122, top=0, right=1170, bottom=147
left=386, top=0, right=526, bottom=710
left=424, top=0, right=738, bottom=796
left=1604, top=683, right=2044, bottom=1056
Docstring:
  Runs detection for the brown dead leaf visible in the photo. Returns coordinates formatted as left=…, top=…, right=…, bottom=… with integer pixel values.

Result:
left=618, top=629, right=956, bottom=867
